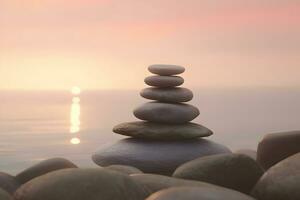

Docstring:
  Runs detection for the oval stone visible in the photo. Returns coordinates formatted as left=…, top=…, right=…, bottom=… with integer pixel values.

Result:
left=134, top=102, right=200, bottom=124
left=16, top=158, right=77, bottom=184
left=252, top=153, right=300, bottom=200
left=105, top=165, right=143, bottom=175
left=14, top=168, right=148, bottom=200
left=113, top=121, right=213, bottom=140
left=140, top=88, right=193, bottom=103
left=0, top=172, right=20, bottom=194
left=257, top=130, right=300, bottom=170
left=92, top=138, right=231, bottom=175
left=148, top=65, right=185, bottom=76
left=146, top=187, right=256, bottom=200
left=144, top=76, right=184, bottom=88
left=173, top=154, right=264, bottom=194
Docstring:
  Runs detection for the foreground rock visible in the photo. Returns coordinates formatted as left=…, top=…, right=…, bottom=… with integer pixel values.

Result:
left=0, top=172, right=20, bottom=194
left=92, top=138, right=231, bottom=175
left=113, top=122, right=213, bottom=140
left=146, top=187, right=256, bottom=200
left=14, top=168, right=148, bottom=200
left=252, top=152, right=300, bottom=200
left=140, top=88, right=193, bottom=103
left=173, top=154, right=264, bottom=194
left=0, top=188, right=12, bottom=200
left=145, top=76, right=184, bottom=87
left=257, top=130, right=300, bottom=169
left=148, top=65, right=185, bottom=76
left=134, top=102, right=200, bottom=124
left=235, top=149, right=257, bottom=161
left=105, top=165, right=143, bottom=175
left=16, top=158, right=77, bottom=184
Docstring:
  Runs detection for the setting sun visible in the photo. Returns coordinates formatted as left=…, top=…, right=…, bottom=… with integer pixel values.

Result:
left=71, top=87, right=81, bottom=95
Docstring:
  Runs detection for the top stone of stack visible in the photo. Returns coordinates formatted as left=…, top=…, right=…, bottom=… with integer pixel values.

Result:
left=148, top=64, right=185, bottom=76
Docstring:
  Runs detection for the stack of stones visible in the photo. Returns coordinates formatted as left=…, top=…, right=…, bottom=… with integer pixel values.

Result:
left=92, top=65, right=230, bottom=175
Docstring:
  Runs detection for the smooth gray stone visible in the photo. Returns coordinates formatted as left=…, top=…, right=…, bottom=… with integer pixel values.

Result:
left=14, top=168, right=148, bottom=200
left=173, top=154, right=264, bottom=194
left=0, top=172, right=20, bottom=194
left=140, top=87, right=193, bottom=103
left=113, top=121, right=213, bottom=140
left=235, top=149, right=257, bottom=161
left=252, top=153, right=300, bottom=200
left=134, top=102, right=200, bottom=124
left=105, top=165, right=143, bottom=175
left=144, top=76, right=184, bottom=88
left=16, top=158, right=77, bottom=184
left=257, top=130, right=300, bottom=169
left=0, top=188, right=12, bottom=200
left=146, top=187, right=256, bottom=200
left=131, top=174, right=238, bottom=195
left=92, top=138, right=231, bottom=175
left=148, top=65, right=185, bottom=76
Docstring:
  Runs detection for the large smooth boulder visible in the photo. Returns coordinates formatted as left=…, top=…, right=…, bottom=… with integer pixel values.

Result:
left=146, top=187, right=256, bottom=200
left=16, top=158, right=77, bottom=184
left=134, top=102, right=200, bottom=124
left=14, top=168, right=148, bottom=200
left=173, top=154, right=264, bottom=194
left=0, top=172, right=20, bottom=194
left=105, top=165, right=143, bottom=175
left=148, top=65, right=185, bottom=76
left=140, top=87, right=193, bottom=103
left=0, top=188, right=12, bottom=200
left=92, top=138, right=231, bottom=175
left=252, top=153, right=300, bottom=200
left=145, top=76, right=184, bottom=87
left=257, top=130, right=300, bottom=169
left=113, top=121, right=213, bottom=140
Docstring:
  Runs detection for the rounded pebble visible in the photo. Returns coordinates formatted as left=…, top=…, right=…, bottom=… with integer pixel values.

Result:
left=148, top=65, right=185, bottom=76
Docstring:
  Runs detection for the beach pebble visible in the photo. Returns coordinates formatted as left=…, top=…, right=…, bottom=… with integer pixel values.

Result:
left=252, top=152, right=300, bottom=200
left=113, top=121, right=213, bottom=140
left=0, top=188, right=12, bottom=200
left=235, top=149, right=257, bottom=161
left=0, top=172, right=20, bottom=194
left=257, top=130, right=300, bottom=169
left=14, top=168, right=148, bottom=200
left=144, top=76, right=184, bottom=88
left=131, top=174, right=229, bottom=195
left=92, top=138, right=231, bottom=175
left=105, top=165, right=143, bottom=175
left=148, top=65, right=185, bottom=76
left=173, top=154, right=264, bottom=194
left=140, top=87, right=193, bottom=103
left=146, top=187, right=256, bottom=200
left=134, top=102, right=200, bottom=124
left=16, top=158, right=77, bottom=184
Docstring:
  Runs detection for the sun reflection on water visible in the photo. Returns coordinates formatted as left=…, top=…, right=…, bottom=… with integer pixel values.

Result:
left=70, top=87, right=81, bottom=145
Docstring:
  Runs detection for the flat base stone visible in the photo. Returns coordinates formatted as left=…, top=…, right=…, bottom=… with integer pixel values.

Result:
left=113, top=121, right=213, bottom=140
left=92, top=138, right=231, bottom=175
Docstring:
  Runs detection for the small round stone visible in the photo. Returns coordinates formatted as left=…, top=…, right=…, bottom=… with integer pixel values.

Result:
left=0, top=172, right=20, bottom=194
left=173, top=154, right=264, bottom=194
left=140, top=88, right=193, bottom=103
left=148, top=65, right=185, bottom=76
left=113, top=121, right=213, bottom=140
left=134, top=102, right=200, bottom=124
left=146, top=187, right=256, bottom=200
left=14, top=168, right=148, bottom=200
left=16, top=158, right=77, bottom=184
left=252, top=153, right=300, bottom=200
left=144, top=76, right=184, bottom=88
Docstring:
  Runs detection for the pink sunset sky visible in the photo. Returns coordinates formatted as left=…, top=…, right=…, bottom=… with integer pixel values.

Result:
left=0, top=0, right=299, bottom=90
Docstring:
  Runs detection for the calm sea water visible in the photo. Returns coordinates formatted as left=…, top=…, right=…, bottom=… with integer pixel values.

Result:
left=0, top=88, right=300, bottom=174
